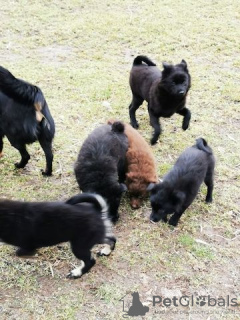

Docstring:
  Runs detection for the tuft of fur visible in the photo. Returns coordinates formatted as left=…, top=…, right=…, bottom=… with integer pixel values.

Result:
left=129, top=55, right=191, bottom=145
left=149, top=138, right=215, bottom=226
left=108, top=120, right=158, bottom=208
left=74, top=123, right=128, bottom=222
left=0, top=66, right=55, bottom=175
left=0, top=193, right=115, bottom=279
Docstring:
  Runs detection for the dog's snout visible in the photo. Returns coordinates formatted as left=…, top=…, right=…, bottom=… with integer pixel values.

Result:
left=178, top=90, right=185, bottom=96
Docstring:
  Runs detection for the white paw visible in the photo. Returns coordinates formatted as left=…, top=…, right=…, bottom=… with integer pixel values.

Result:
left=67, top=261, right=85, bottom=279
left=97, top=244, right=112, bottom=256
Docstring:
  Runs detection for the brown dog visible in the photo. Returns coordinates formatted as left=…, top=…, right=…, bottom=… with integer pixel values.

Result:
left=108, top=120, right=158, bottom=208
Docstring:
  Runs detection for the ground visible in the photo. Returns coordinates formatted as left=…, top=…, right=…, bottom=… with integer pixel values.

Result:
left=0, top=0, right=239, bottom=319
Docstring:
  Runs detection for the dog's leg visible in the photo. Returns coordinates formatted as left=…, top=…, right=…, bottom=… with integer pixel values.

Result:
left=0, top=135, right=3, bottom=157
left=67, top=244, right=96, bottom=279
left=168, top=208, right=186, bottom=227
left=177, top=108, right=191, bottom=130
left=12, top=144, right=30, bottom=168
left=38, top=138, right=53, bottom=176
left=129, top=95, right=144, bottom=129
left=97, top=236, right=116, bottom=256
left=149, top=111, right=161, bottom=145
left=16, top=247, right=36, bottom=257
left=204, top=167, right=214, bottom=203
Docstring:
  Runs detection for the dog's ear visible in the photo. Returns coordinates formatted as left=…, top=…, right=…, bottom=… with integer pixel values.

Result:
left=162, top=62, right=172, bottom=72
left=172, top=191, right=186, bottom=205
left=120, top=183, right=127, bottom=192
left=180, top=59, right=188, bottom=71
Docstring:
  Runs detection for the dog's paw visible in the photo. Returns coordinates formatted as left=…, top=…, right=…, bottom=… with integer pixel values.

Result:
left=66, top=261, right=85, bottom=279
left=14, top=162, right=25, bottom=169
left=41, top=170, right=52, bottom=176
left=168, top=217, right=178, bottom=227
left=130, top=121, right=139, bottom=129
left=97, top=244, right=112, bottom=257
left=182, top=120, right=189, bottom=131
left=150, top=137, right=158, bottom=145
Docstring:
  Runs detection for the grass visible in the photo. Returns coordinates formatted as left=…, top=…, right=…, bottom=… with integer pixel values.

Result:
left=0, top=0, right=240, bottom=319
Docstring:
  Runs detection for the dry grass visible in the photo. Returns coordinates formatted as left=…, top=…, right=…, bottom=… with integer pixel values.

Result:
left=0, top=0, right=239, bottom=319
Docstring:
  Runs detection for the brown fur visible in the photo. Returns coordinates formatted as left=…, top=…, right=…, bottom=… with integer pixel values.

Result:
left=108, top=120, right=158, bottom=208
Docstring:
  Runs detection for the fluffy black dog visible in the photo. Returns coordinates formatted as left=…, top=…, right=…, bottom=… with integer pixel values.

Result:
left=0, top=193, right=116, bottom=279
left=129, top=55, right=191, bottom=145
left=148, top=138, right=215, bottom=226
left=74, top=121, right=128, bottom=222
left=0, top=66, right=55, bottom=175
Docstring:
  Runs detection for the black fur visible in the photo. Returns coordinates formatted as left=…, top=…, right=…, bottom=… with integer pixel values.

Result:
left=129, top=55, right=191, bottom=145
left=0, top=193, right=114, bottom=278
left=0, top=66, right=55, bottom=175
left=74, top=122, right=128, bottom=222
left=149, top=138, right=215, bottom=226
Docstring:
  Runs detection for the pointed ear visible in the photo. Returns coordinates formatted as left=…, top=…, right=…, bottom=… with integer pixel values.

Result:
left=120, top=183, right=127, bottom=192
left=162, top=62, right=172, bottom=71
left=180, top=59, right=188, bottom=71
left=172, top=191, right=186, bottom=205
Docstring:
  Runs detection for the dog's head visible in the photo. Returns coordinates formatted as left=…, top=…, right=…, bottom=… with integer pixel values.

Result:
left=148, top=182, right=186, bottom=222
left=161, top=60, right=191, bottom=98
left=126, top=174, right=150, bottom=209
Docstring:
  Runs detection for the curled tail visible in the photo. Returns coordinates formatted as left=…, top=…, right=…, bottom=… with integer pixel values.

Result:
left=66, top=193, right=116, bottom=254
left=196, top=138, right=212, bottom=155
left=0, top=66, right=44, bottom=106
left=133, top=55, right=156, bottom=66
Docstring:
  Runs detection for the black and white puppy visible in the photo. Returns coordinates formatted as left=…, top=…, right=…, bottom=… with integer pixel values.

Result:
left=74, top=121, right=128, bottom=222
left=0, top=193, right=116, bottom=279
left=148, top=138, right=215, bottom=226
left=0, top=66, right=55, bottom=175
left=129, top=55, right=191, bottom=145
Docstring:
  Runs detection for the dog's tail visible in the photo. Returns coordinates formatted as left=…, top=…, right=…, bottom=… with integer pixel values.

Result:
left=133, top=55, right=156, bottom=66
left=0, top=66, right=44, bottom=106
left=66, top=193, right=116, bottom=253
left=196, top=138, right=212, bottom=155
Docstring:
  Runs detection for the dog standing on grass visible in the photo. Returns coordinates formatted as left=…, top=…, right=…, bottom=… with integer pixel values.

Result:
left=0, top=66, right=55, bottom=175
left=129, top=55, right=191, bottom=145
left=148, top=138, right=215, bottom=226
left=0, top=193, right=115, bottom=279
left=74, top=121, right=128, bottom=222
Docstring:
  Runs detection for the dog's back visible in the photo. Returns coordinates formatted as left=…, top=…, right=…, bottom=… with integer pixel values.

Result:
left=0, top=66, right=55, bottom=142
left=0, top=66, right=55, bottom=175
left=130, top=56, right=161, bottom=102
left=0, top=197, right=105, bottom=249
left=74, top=122, right=128, bottom=221
left=165, top=138, right=214, bottom=204
left=75, top=123, right=128, bottom=190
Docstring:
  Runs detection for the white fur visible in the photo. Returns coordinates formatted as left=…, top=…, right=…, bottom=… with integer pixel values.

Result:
left=99, top=244, right=112, bottom=256
left=69, top=261, right=85, bottom=278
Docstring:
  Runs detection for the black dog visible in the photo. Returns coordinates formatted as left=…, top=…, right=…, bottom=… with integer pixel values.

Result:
left=0, top=193, right=116, bottom=279
left=148, top=138, right=215, bottom=226
left=129, top=55, right=191, bottom=145
left=0, top=66, right=55, bottom=175
left=74, top=121, right=128, bottom=222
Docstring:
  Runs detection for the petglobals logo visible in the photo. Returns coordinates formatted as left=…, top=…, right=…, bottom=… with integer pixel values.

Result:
left=119, top=292, right=239, bottom=318
left=120, top=292, right=149, bottom=318
left=152, top=295, right=238, bottom=308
